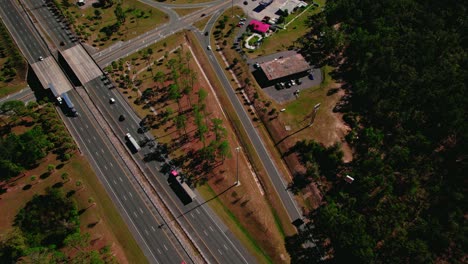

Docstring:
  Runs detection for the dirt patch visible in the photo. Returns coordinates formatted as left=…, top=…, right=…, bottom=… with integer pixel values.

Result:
left=0, top=153, right=131, bottom=263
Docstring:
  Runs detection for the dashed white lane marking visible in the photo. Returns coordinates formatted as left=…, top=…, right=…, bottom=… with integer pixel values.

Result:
left=109, top=162, right=114, bottom=167
left=103, top=165, right=108, bottom=170
left=113, top=180, right=117, bottom=185
left=123, top=195, right=127, bottom=201
left=157, top=249, right=162, bottom=254
left=209, top=226, right=214, bottom=232
left=218, top=249, right=223, bottom=255
left=163, top=245, right=168, bottom=251
left=151, top=226, right=156, bottom=232
left=139, top=207, right=144, bottom=214
left=196, top=209, right=201, bottom=214
left=129, top=192, right=133, bottom=198
left=204, top=230, right=208, bottom=236
left=119, top=177, right=123, bottom=182
left=144, top=229, right=149, bottom=235
left=190, top=213, right=194, bottom=218
left=133, top=211, right=138, bottom=218
left=224, top=244, right=228, bottom=250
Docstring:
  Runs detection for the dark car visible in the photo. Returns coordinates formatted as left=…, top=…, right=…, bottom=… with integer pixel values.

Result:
left=118, top=115, right=125, bottom=121
left=308, top=73, right=314, bottom=80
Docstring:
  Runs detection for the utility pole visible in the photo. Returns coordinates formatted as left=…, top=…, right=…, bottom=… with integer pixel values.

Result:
left=235, top=146, right=241, bottom=186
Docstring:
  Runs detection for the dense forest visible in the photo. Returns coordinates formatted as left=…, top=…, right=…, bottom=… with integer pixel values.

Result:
left=0, top=100, right=75, bottom=180
left=289, top=0, right=467, bottom=263
left=0, top=188, right=115, bottom=263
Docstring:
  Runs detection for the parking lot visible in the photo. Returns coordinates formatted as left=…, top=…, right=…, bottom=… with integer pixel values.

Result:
left=247, top=50, right=322, bottom=103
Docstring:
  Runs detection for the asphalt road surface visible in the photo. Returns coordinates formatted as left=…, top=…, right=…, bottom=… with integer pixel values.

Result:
left=192, top=14, right=304, bottom=223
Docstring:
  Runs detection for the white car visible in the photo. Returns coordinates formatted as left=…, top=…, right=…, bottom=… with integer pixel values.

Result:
left=290, top=80, right=296, bottom=86
left=38, top=56, right=44, bottom=61
left=109, top=98, right=116, bottom=104
left=207, top=45, right=212, bottom=50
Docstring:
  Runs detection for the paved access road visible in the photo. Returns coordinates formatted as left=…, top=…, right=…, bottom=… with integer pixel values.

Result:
left=191, top=14, right=304, bottom=223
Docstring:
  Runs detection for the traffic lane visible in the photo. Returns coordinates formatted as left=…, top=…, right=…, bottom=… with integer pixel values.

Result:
left=24, top=0, right=74, bottom=48
left=66, top=91, right=189, bottom=264
left=0, top=87, right=34, bottom=103
left=0, top=0, right=48, bottom=61
left=194, top=31, right=303, bottom=222
left=139, top=153, right=249, bottom=264
left=94, top=0, right=233, bottom=66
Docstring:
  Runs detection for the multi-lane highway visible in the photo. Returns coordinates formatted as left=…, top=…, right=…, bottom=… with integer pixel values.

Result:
left=7, top=0, right=256, bottom=263
left=0, top=0, right=193, bottom=263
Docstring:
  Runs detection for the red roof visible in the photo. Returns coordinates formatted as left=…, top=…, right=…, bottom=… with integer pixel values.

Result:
left=171, top=170, right=178, bottom=176
left=249, top=20, right=270, bottom=33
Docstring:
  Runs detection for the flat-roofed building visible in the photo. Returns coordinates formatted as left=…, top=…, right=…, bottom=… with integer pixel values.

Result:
left=259, top=53, right=310, bottom=82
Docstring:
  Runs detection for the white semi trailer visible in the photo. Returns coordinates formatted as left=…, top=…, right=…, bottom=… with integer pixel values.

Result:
left=125, top=133, right=141, bottom=152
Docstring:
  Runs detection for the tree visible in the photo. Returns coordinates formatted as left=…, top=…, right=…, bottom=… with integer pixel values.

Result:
left=114, top=4, right=126, bottom=24
left=0, top=228, right=27, bottom=263
left=153, top=71, right=165, bottom=88
left=217, top=140, right=230, bottom=161
left=47, top=164, right=55, bottom=173
left=61, top=172, right=69, bottom=183
left=174, top=114, right=187, bottom=136
left=168, top=84, right=182, bottom=111
left=211, top=118, right=226, bottom=141
left=14, top=188, right=79, bottom=247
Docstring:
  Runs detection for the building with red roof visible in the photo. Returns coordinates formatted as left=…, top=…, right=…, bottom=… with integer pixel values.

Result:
left=249, top=20, right=270, bottom=34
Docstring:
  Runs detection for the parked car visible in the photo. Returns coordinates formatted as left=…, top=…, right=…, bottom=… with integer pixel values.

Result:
left=38, top=56, right=44, bottom=61
left=118, top=115, right=125, bottom=121
left=109, top=98, right=116, bottom=104
left=308, top=73, right=314, bottom=80
left=207, top=45, right=212, bottom=50
left=296, top=79, right=302, bottom=85
left=290, top=79, right=296, bottom=86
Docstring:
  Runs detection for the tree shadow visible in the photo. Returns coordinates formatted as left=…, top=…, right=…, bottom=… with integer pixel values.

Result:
left=52, top=182, right=64, bottom=189
left=66, top=190, right=76, bottom=198
left=87, top=222, right=98, bottom=228
left=40, top=172, right=51, bottom=179
left=22, top=184, right=32, bottom=190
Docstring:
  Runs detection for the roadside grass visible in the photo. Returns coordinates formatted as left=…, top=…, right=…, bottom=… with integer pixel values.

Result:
left=59, top=0, right=168, bottom=49
left=173, top=7, right=202, bottom=17
left=248, top=1, right=324, bottom=57
left=209, top=7, right=297, bottom=238
left=0, top=82, right=26, bottom=98
left=193, top=15, right=212, bottom=31
left=198, top=185, right=273, bottom=264
left=0, top=131, right=147, bottom=263
left=190, top=26, right=295, bottom=262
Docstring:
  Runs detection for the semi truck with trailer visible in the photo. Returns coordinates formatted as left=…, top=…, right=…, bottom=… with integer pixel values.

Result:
left=125, top=133, right=141, bottom=152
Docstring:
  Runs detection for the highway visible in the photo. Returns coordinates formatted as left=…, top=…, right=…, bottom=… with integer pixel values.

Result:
left=17, top=0, right=256, bottom=263
left=1, top=1, right=194, bottom=263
